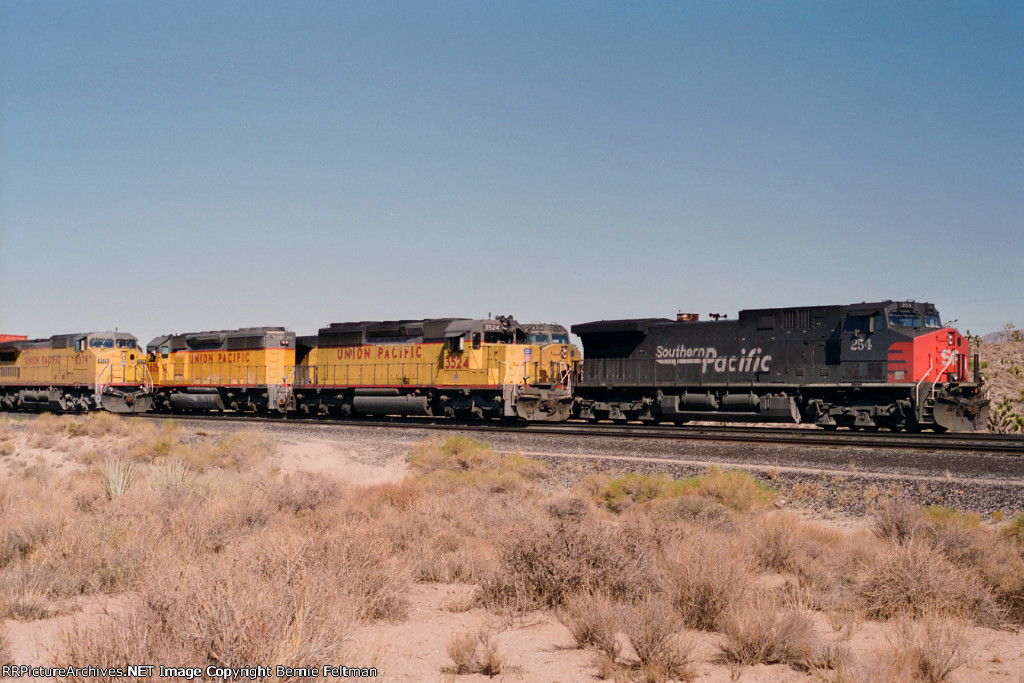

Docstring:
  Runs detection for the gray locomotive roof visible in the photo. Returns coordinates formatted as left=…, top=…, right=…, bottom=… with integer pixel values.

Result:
left=2, top=331, right=140, bottom=351
left=315, top=316, right=526, bottom=345
left=146, top=327, right=293, bottom=351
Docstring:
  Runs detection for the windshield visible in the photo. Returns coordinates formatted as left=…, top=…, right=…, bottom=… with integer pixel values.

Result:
left=117, top=339, right=136, bottom=349
left=924, top=314, right=941, bottom=328
left=89, top=338, right=115, bottom=348
left=530, top=334, right=550, bottom=344
left=552, top=334, right=569, bottom=344
left=888, top=314, right=921, bottom=328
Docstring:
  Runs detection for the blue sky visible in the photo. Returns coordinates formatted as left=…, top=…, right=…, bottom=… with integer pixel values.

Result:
left=2, top=1, right=1021, bottom=346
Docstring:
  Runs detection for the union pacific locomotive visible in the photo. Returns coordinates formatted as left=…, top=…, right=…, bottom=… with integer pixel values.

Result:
left=0, top=332, right=152, bottom=413
left=572, top=300, right=988, bottom=431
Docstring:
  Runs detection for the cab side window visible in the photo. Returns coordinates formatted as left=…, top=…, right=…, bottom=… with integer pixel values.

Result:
left=843, top=316, right=870, bottom=333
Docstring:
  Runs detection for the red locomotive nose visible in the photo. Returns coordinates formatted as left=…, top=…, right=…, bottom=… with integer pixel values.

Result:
left=887, top=328, right=969, bottom=385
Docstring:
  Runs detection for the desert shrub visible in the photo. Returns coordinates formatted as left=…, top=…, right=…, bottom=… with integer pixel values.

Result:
left=61, top=554, right=355, bottom=676
left=650, top=495, right=735, bottom=527
left=887, top=613, right=971, bottom=683
left=718, top=597, right=844, bottom=671
left=0, top=489, right=68, bottom=569
left=413, top=527, right=495, bottom=584
left=0, top=623, right=10, bottom=665
left=659, top=528, right=750, bottom=631
left=0, top=572, right=53, bottom=620
left=587, top=466, right=775, bottom=514
left=98, top=459, right=136, bottom=500
left=147, top=459, right=196, bottom=495
left=127, top=421, right=181, bottom=463
left=6, top=510, right=150, bottom=599
left=262, top=470, right=343, bottom=515
left=958, top=534, right=1024, bottom=624
left=288, top=523, right=410, bottom=622
left=1001, top=512, right=1024, bottom=545
left=750, top=512, right=801, bottom=572
left=545, top=492, right=595, bottom=522
left=557, top=591, right=621, bottom=658
left=201, top=430, right=278, bottom=471
left=352, top=479, right=423, bottom=517
left=857, top=539, right=1004, bottom=626
left=873, top=497, right=922, bottom=543
left=445, top=629, right=504, bottom=677
left=619, top=597, right=696, bottom=682
left=480, top=515, right=656, bottom=611
left=66, top=413, right=133, bottom=438
left=409, top=437, right=547, bottom=490
left=916, top=506, right=988, bottom=567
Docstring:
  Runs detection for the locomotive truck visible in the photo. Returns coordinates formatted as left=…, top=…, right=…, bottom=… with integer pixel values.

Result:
left=572, top=300, right=989, bottom=432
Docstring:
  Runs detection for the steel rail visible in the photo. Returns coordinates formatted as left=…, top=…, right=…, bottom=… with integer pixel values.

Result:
left=128, top=413, right=1024, bottom=455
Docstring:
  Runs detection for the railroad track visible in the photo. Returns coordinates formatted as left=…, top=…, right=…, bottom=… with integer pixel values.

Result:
left=130, top=413, right=1024, bottom=455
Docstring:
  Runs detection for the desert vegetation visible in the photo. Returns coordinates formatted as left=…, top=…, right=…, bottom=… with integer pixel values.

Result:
left=977, top=339, right=1024, bottom=433
left=1, top=415, right=1024, bottom=681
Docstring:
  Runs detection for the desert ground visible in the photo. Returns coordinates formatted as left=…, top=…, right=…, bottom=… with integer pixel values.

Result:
left=2, top=413, right=1024, bottom=682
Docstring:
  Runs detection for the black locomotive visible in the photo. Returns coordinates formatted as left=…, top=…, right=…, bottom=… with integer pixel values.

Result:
left=572, top=300, right=988, bottom=431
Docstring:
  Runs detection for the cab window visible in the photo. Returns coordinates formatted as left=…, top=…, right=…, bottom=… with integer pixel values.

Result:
left=530, top=334, right=550, bottom=344
left=924, top=314, right=941, bottom=328
left=889, top=314, right=921, bottom=328
left=160, top=346, right=170, bottom=359
left=117, top=339, right=136, bottom=349
left=844, top=316, right=870, bottom=333
left=552, top=334, right=569, bottom=344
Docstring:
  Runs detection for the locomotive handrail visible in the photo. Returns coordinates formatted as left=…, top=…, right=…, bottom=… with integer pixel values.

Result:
left=929, top=351, right=959, bottom=402
left=914, top=357, right=935, bottom=398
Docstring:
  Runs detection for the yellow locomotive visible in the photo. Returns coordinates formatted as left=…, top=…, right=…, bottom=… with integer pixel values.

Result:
left=523, top=322, right=581, bottom=385
left=146, top=327, right=296, bottom=412
left=0, top=332, right=152, bottom=413
left=293, top=315, right=578, bottom=420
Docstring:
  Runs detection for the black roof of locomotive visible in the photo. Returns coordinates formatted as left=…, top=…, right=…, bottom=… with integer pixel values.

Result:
left=571, top=318, right=672, bottom=336
left=572, top=301, right=939, bottom=337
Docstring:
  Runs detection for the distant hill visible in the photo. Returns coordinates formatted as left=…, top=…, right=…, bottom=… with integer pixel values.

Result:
left=983, top=330, right=1020, bottom=344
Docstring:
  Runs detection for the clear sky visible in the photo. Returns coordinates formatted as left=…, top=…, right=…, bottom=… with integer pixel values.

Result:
left=2, top=1, right=1021, bottom=346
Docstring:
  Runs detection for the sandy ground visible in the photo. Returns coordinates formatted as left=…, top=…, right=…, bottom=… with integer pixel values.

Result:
left=3, top=422, right=1024, bottom=681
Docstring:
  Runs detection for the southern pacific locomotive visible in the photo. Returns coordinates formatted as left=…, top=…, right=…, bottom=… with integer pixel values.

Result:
left=0, top=300, right=990, bottom=431
left=572, top=300, right=987, bottom=432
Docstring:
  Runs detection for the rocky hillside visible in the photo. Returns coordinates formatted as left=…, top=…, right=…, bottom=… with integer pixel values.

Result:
left=977, top=341, right=1024, bottom=433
